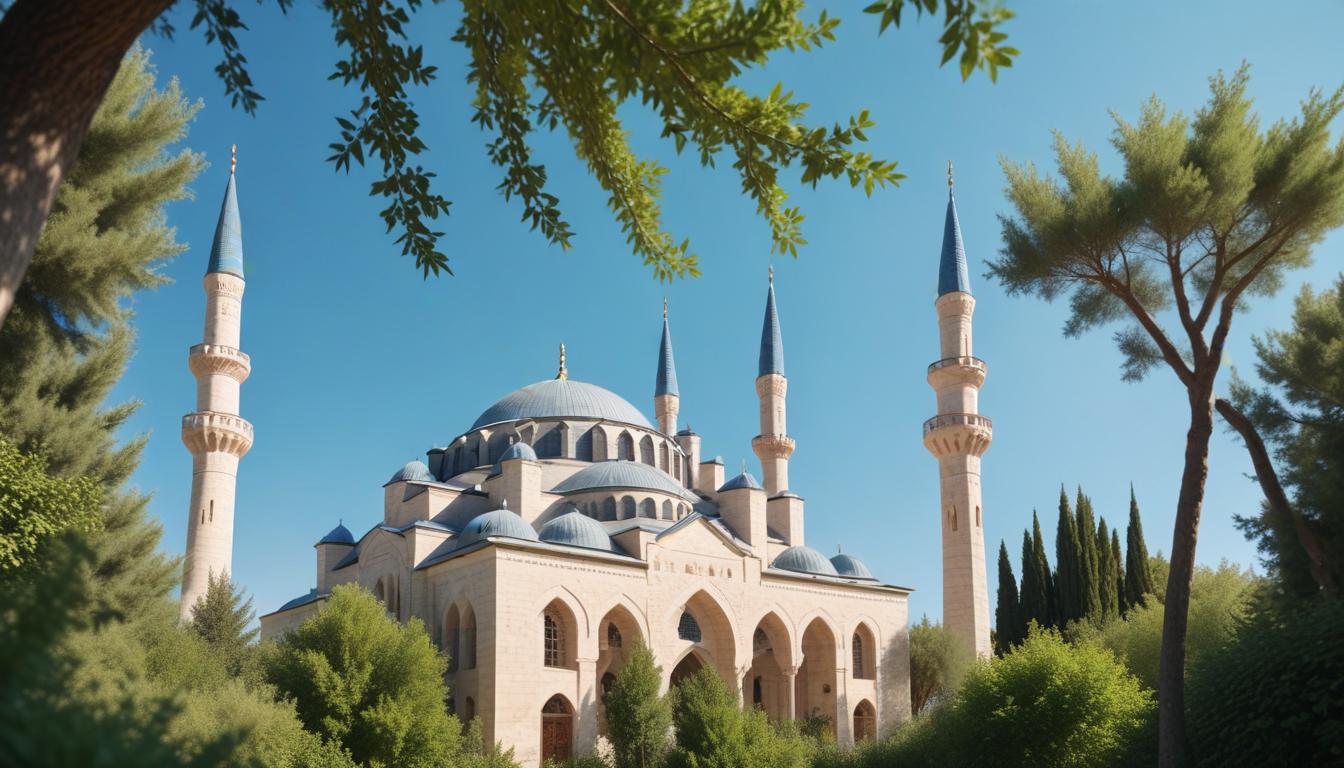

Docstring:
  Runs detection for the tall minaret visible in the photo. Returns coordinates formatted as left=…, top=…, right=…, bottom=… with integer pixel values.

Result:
left=654, top=298, right=679, bottom=435
left=180, top=145, right=254, bottom=621
left=752, top=267, right=795, bottom=497
left=923, top=162, right=992, bottom=657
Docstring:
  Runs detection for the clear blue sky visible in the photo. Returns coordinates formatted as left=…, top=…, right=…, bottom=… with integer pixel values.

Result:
left=115, top=0, right=1344, bottom=622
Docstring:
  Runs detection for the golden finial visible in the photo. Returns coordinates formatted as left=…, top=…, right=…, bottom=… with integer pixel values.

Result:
left=663, top=296, right=668, bottom=320
left=768, top=264, right=774, bottom=286
left=947, top=160, right=954, bottom=191
left=231, top=144, right=237, bottom=174
left=557, top=343, right=568, bottom=380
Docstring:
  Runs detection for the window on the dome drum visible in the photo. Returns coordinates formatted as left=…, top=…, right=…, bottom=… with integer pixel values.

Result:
left=659, top=442, right=669, bottom=471
left=662, top=500, right=673, bottom=520
left=621, top=496, right=637, bottom=520
left=544, top=612, right=564, bottom=667
left=678, top=610, right=702, bottom=643
left=618, top=432, right=634, bottom=460
left=576, top=429, right=594, bottom=462
left=536, top=427, right=561, bottom=458
left=640, top=436, right=655, bottom=465
left=602, top=498, right=617, bottom=521
left=678, top=503, right=689, bottom=519
left=639, top=498, right=656, bottom=518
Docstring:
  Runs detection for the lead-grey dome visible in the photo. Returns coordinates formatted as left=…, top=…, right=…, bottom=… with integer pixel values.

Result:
left=539, top=510, right=614, bottom=552
left=550, top=460, right=696, bottom=500
left=472, top=379, right=651, bottom=430
left=772, top=545, right=840, bottom=577
left=718, top=471, right=762, bottom=492
left=389, top=460, right=433, bottom=483
left=489, top=441, right=539, bottom=476
left=831, top=553, right=875, bottom=579
left=455, top=506, right=539, bottom=549
left=317, top=522, right=355, bottom=546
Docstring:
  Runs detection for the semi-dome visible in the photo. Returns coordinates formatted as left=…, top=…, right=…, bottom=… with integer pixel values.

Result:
left=456, top=506, right=539, bottom=550
left=317, top=522, right=355, bottom=546
left=772, top=545, right=840, bottom=577
left=539, top=509, right=614, bottom=552
left=488, top=441, right=539, bottom=476
left=831, top=553, right=875, bottom=580
left=550, top=460, right=696, bottom=500
left=472, top=378, right=651, bottom=430
left=718, top=471, right=762, bottom=492
left=389, top=459, right=433, bottom=483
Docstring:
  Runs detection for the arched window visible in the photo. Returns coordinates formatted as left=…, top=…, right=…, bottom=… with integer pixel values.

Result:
left=576, top=429, right=594, bottom=462
left=853, top=625, right=876, bottom=679
left=592, top=428, right=608, bottom=460
left=752, top=676, right=763, bottom=708
left=618, top=432, right=634, bottom=461
left=659, top=442, right=669, bottom=471
left=602, top=497, right=617, bottom=521
left=639, top=498, right=657, bottom=518
left=661, top=500, right=674, bottom=520
left=677, top=610, right=702, bottom=643
left=754, top=627, right=770, bottom=655
left=535, top=427, right=562, bottom=458
left=621, top=496, right=637, bottom=520
left=607, top=623, right=622, bottom=648
left=461, top=605, right=477, bottom=670
left=639, top=436, right=655, bottom=465
left=852, top=633, right=864, bottom=679
left=678, top=503, right=690, bottom=520
left=853, top=700, right=877, bottom=742
left=443, top=604, right=461, bottom=672
left=544, top=612, right=565, bottom=668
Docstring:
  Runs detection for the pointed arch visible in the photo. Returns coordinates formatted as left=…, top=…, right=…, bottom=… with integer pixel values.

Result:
left=661, top=500, right=674, bottom=520
left=746, top=609, right=796, bottom=720
left=576, top=428, right=594, bottom=462
left=639, top=498, right=657, bottom=519
left=639, top=435, right=655, bottom=465
left=851, top=621, right=877, bottom=680
left=461, top=603, right=478, bottom=670
left=853, top=700, right=877, bottom=742
left=591, top=427, right=608, bottom=461
left=443, top=603, right=462, bottom=671
left=798, top=616, right=840, bottom=733
left=621, top=495, right=637, bottom=520
left=601, top=497, right=618, bottom=521
left=659, top=442, right=669, bottom=471
left=666, top=587, right=738, bottom=685
left=617, top=431, right=634, bottom=461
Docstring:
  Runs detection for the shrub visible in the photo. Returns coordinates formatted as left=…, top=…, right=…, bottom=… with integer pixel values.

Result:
left=668, top=668, right=813, bottom=768
left=605, top=642, right=671, bottom=768
left=1187, top=600, right=1344, bottom=767
left=908, top=615, right=970, bottom=714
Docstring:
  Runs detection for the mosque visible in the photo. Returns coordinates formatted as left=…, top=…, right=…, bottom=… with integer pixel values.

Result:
left=180, top=151, right=992, bottom=766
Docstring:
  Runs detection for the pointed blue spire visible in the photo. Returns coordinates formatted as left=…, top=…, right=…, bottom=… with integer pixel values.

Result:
left=207, top=145, right=244, bottom=278
left=938, top=163, right=970, bottom=296
left=656, top=299, right=679, bottom=396
left=759, top=267, right=785, bottom=377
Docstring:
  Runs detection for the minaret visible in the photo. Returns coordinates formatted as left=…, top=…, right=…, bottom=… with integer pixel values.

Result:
left=923, top=162, right=992, bottom=657
left=654, top=298, right=680, bottom=435
left=180, top=145, right=254, bottom=621
left=752, top=267, right=795, bottom=497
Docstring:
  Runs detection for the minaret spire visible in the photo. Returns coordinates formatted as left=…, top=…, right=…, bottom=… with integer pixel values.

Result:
left=654, top=299, right=680, bottom=434
left=924, top=166, right=992, bottom=656
left=181, top=149, right=254, bottom=621
left=752, top=268, right=794, bottom=498
left=557, top=343, right=568, bottom=380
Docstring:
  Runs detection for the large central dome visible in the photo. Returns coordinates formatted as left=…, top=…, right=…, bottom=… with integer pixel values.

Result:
left=471, top=379, right=652, bottom=430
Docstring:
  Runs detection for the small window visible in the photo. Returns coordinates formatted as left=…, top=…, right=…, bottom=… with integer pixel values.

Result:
left=544, top=612, right=564, bottom=667
left=601, top=672, right=617, bottom=700
left=677, top=610, right=702, bottom=643
left=621, top=496, right=637, bottom=520
left=662, top=500, right=674, bottom=520
left=618, top=432, right=635, bottom=461
left=639, top=498, right=657, bottom=518
left=752, top=676, right=763, bottom=707
left=607, top=623, right=622, bottom=649
left=976, top=505, right=982, bottom=527
left=754, top=628, right=770, bottom=655
left=852, top=634, right=864, bottom=677
left=602, top=498, right=617, bottom=521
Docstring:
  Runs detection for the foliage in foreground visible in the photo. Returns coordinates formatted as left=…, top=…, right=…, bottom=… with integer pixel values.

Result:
left=0, top=436, right=101, bottom=572
left=907, top=615, right=970, bottom=714
left=668, top=667, right=816, bottom=768
left=263, top=584, right=461, bottom=768
left=605, top=642, right=672, bottom=768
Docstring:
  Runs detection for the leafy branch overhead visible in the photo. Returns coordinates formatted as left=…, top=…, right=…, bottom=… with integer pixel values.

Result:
left=176, top=0, right=1016, bottom=280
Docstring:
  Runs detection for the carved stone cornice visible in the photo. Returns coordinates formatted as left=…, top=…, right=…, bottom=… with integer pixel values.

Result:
left=188, top=344, right=252, bottom=382
left=926, top=356, right=986, bottom=388
left=182, top=411, right=254, bottom=457
left=755, top=374, right=788, bottom=398
left=751, top=433, right=796, bottom=460
left=922, top=413, right=992, bottom=458
left=204, top=272, right=245, bottom=298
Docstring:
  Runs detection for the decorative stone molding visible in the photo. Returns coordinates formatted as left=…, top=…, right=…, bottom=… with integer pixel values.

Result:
left=921, top=413, right=992, bottom=457
left=926, top=356, right=986, bottom=388
left=755, top=374, right=788, bottom=398
left=188, top=343, right=252, bottom=381
left=204, top=272, right=245, bottom=298
left=182, top=411, right=254, bottom=457
left=752, top=433, right=796, bottom=460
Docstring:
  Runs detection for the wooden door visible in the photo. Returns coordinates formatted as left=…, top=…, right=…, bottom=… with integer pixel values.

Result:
left=541, top=716, right=571, bottom=763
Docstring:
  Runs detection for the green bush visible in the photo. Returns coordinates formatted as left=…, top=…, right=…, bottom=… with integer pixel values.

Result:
left=1187, top=600, right=1344, bottom=767
left=605, top=642, right=671, bottom=768
left=667, top=668, right=813, bottom=768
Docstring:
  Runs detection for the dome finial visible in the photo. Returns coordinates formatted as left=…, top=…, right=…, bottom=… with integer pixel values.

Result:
left=502, top=498, right=509, bottom=509
left=768, top=264, right=774, bottom=286
left=557, top=343, right=568, bottom=380
left=231, top=143, right=237, bottom=174
left=663, top=296, right=668, bottom=320
left=947, top=159, right=953, bottom=191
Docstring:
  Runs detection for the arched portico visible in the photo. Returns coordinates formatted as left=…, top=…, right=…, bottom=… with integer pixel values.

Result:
left=666, top=589, right=737, bottom=692
left=744, top=611, right=796, bottom=721
left=797, top=617, right=840, bottom=735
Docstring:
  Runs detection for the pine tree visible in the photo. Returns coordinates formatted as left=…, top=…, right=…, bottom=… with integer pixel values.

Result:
left=1055, top=486, right=1082, bottom=624
left=1075, top=488, right=1103, bottom=622
left=0, top=46, right=198, bottom=622
left=189, top=571, right=258, bottom=676
left=1097, top=517, right=1120, bottom=621
left=1125, top=485, right=1155, bottom=608
left=994, top=540, right=1021, bottom=654
left=1112, top=528, right=1127, bottom=617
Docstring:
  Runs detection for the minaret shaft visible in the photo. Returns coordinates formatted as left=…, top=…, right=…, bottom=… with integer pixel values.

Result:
left=180, top=164, right=252, bottom=622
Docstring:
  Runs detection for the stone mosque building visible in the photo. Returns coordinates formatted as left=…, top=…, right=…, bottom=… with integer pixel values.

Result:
left=182, top=153, right=992, bottom=766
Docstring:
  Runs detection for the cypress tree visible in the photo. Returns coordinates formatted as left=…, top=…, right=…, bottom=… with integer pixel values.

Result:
left=1075, top=488, right=1103, bottom=621
left=1055, top=486, right=1081, bottom=624
left=1125, top=485, right=1155, bottom=608
left=994, top=540, right=1021, bottom=654
left=0, top=47, right=199, bottom=622
left=1019, top=511, right=1052, bottom=630
left=1112, top=528, right=1127, bottom=617
left=1097, top=517, right=1120, bottom=620
left=1032, top=511, right=1056, bottom=627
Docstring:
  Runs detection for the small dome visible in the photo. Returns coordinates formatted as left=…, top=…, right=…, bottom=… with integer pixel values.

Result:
left=455, top=506, right=539, bottom=550
left=550, top=460, right=696, bottom=500
left=831, top=553, right=874, bottom=579
left=389, top=460, right=433, bottom=483
left=489, top=441, right=539, bottom=476
left=539, top=509, right=614, bottom=552
left=772, top=545, right=840, bottom=577
left=472, top=378, right=651, bottom=430
left=317, top=522, right=355, bottom=546
left=718, top=471, right=762, bottom=492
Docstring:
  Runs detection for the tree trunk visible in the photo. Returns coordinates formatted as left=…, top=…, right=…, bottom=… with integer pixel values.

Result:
left=0, top=0, right=171, bottom=329
left=1215, top=396, right=1338, bottom=598
left=1157, top=387, right=1215, bottom=768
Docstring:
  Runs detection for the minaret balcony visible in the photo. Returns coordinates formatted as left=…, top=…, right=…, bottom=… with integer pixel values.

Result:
left=182, top=411, right=254, bottom=457
left=752, top=433, right=796, bottom=460
left=926, top=356, right=986, bottom=388
left=922, top=413, right=992, bottom=458
left=188, top=343, right=252, bottom=382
